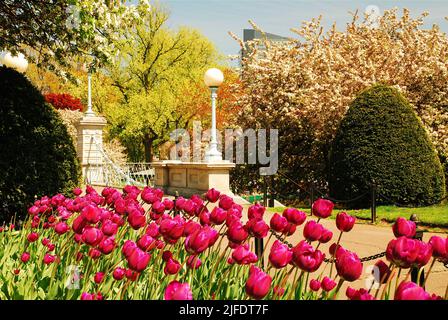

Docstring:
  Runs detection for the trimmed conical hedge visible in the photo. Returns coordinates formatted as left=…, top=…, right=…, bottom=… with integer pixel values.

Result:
left=329, top=84, right=445, bottom=208
left=0, top=66, right=80, bottom=223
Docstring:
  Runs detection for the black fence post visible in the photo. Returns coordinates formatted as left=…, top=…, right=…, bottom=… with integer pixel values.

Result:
left=309, top=182, right=315, bottom=216
left=255, top=176, right=267, bottom=268
left=410, top=214, right=425, bottom=287
left=371, top=181, right=377, bottom=224
left=173, top=191, right=179, bottom=216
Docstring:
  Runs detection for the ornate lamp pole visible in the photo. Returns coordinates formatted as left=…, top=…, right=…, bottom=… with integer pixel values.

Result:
left=85, top=72, right=95, bottom=116
left=204, top=68, right=224, bottom=162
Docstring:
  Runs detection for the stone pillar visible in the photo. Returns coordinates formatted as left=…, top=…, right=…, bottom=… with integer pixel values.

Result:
left=153, top=161, right=249, bottom=205
left=75, top=114, right=107, bottom=185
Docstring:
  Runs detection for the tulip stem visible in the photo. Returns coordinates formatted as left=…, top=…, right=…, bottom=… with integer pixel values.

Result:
left=259, top=233, right=274, bottom=267
left=329, top=232, right=343, bottom=278
left=207, top=247, right=229, bottom=297
left=331, top=278, right=344, bottom=300
left=422, top=258, right=436, bottom=288
left=393, top=268, right=402, bottom=299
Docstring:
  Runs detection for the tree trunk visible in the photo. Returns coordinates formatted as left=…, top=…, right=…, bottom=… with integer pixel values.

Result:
left=144, top=136, right=154, bottom=163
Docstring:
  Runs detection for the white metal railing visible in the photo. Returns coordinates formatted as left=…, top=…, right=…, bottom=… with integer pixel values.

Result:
left=84, top=137, right=154, bottom=188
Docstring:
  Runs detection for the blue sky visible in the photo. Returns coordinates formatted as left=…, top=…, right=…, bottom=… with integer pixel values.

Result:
left=158, top=0, right=448, bottom=59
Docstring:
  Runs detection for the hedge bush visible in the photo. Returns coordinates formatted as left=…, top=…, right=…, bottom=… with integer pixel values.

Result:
left=0, top=66, right=80, bottom=223
left=329, top=84, right=445, bottom=208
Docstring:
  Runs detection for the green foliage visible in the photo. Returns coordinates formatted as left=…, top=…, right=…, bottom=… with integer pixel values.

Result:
left=329, top=84, right=446, bottom=208
left=0, top=67, right=80, bottom=223
left=105, top=4, right=220, bottom=162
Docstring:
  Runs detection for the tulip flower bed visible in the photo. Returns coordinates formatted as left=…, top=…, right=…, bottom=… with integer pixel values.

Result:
left=0, top=185, right=447, bottom=300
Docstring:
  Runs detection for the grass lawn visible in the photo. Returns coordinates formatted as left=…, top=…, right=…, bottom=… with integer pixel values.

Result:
left=267, top=204, right=448, bottom=230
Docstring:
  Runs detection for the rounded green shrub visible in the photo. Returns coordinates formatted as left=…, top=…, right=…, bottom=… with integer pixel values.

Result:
left=0, top=66, right=80, bottom=223
left=329, top=84, right=445, bottom=208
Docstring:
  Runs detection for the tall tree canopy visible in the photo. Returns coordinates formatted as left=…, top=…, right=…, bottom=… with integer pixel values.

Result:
left=105, top=5, right=221, bottom=162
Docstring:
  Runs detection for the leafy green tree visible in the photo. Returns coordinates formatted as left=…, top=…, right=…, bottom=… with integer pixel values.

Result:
left=106, top=5, right=220, bottom=162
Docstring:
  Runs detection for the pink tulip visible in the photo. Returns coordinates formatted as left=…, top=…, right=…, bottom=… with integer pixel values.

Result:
left=72, top=215, right=88, bottom=234
left=164, top=281, right=193, bottom=300
left=218, top=195, right=234, bottom=210
left=245, top=265, right=272, bottom=300
left=309, top=279, right=321, bottom=291
left=127, top=211, right=147, bottom=230
left=122, top=240, right=137, bottom=258
left=336, top=212, right=356, bottom=232
left=283, top=223, right=297, bottom=236
left=27, top=232, right=39, bottom=242
left=273, top=286, right=285, bottom=297
left=81, top=205, right=101, bottom=224
left=163, top=198, right=174, bottom=211
left=312, top=198, right=334, bottom=219
left=392, top=217, right=416, bottom=238
left=429, top=236, right=448, bottom=262
left=185, top=226, right=214, bottom=254
left=269, top=240, right=292, bottom=268
left=164, top=258, right=181, bottom=275
left=73, top=188, right=82, bottom=196
left=127, top=247, right=151, bottom=272
left=248, top=204, right=265, bottom=220
left=270, top=213, right=288, bottom=233
left=336, top=250, right=363, bottom=282
left=232, top=244, right=258, bottom=265
left=210, top=207, right=227, bottom=225
left=102, top=220, right=118, bottom=236
left=227, top=221, right=249, bottom=244
left=88, top=248, right=102, bottom=259
left=386, top=237, right=432, bottom=268
left=282, top=208, right=306, bottom=225
left=80, top=292, right=95, bottom=300
left=246, top=218, right=270, bottom=238
left=43, top=254, right=56, bottom=265
left=159, top=216, right=184, bottom=243
left=81, top=227, right=103, bottom=247
left=98, top=237, right=116, bottom=255
left=137, top=234, right=156, bottom=252
left=394, top=281, right=431, bottom=300
left=319, top=228, right=333, bottom=244
left=206, top=188, right=221, bottom=203
left=94, top=272, right=104, bottom=284
left=187, top=256, right=202, bottom=269
left=125, top=269, right=140, bottom=281
left=303, top=220, right=324, bottom=242
left=199, top=210, right=211, bottom=226
left=28, top=205, right=40, bottom=216
left=113, top=267, right=126, bottom=281
left=292, top=240, right=325, bottom=272
left=54, top=222, right=69, bottom=235
left=321, top=276, right=337, bottom=291
left=346, top=287, right=375, bottom=300
left=21, top=252, right=30, bottom=263
left=183, top=221, right=201, bottom=237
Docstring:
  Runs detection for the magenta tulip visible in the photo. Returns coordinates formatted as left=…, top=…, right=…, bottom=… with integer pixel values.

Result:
left=395, top=281, right=431, bottom=300
left=227, top=221, right=249, bottom=244
left=392, top=217, right=416, bottom=238
left=98, top=237, right=116, bottom=255
left=292, top=240, right=325, bottom=272
left=312, top=198, right=334, bottom=219
left=270, top=213, right=288, bottom=233
left=247, top=218, right=270, bottom=238
left=164, top=281, right=193, bottom=300
left=232, top=244, right=258, bottom=265
left=113, top=267, right=126, bottom=281
left=21, top=252, right=30, bottom=263
left=321, top=276, right=337, bottom=291
left=245, top=265, right=272, bottom=300
left=336, top=212, right=356, bottom=232
left=429, top=236, right=448, bottom=262
left=282, top=208, right=306, bottom=225
left=210, top=207, right=227, bottom=225
left=269, top=240, right=292, bottom=268
left=164, top=258, right=181, bottom=275
left=27, top=232, right=39, bottom=242
left=206, top=188, right=221, bottom=203
left=303, top=220, right=324, bottom=242
left=336, top=250, right=363, bottom=282
left=248, top=204, right=265, bottom=220
left=319, top=228, right=333, bottom=244
left=94, top=272, right=104, bottom=284
left=43, top=254, right=56, bottom=265
left=127, top=247, right=151, bottom=272
left=386, top=237, right=432, bottom=268
left=54, top=222, right=69, bottom=235
left=187, top=255, right=202, bottom=269
left=310, top=279, right=321, bottom=291
left=81, top=227, right=103, bottom=247
left=137, top=234, right=156, bottom=252
left=218, top=195, right=234, bottom=210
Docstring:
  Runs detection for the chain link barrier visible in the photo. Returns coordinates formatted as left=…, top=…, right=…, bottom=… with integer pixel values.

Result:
left=270, top=230, right=386, bottom=263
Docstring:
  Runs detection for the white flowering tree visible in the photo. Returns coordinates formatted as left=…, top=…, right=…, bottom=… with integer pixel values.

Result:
left=0, top=0, right=151, bottom=79
left=231, top=9, right=448, bottom=196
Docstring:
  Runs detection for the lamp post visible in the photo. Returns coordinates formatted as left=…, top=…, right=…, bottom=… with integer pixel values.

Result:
left=85, top=72, right=95, bottom=116
left=204, top=68, right=224, bottom=162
